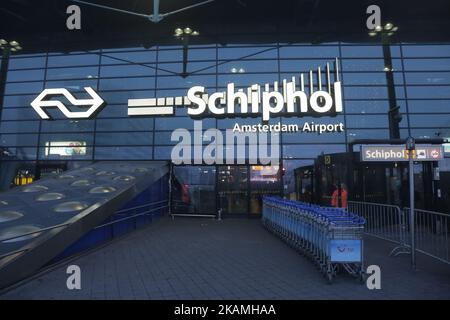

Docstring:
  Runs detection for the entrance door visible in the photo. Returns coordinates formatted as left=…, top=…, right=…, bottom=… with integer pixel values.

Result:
left=217, top=165, right=281, bottom=216
left=217, top=165, right=249, bottom=215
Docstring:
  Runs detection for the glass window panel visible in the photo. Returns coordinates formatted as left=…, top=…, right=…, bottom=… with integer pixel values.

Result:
left=407, top=100, right=450, bottom=113
left=0, top=121, right=39, bottom=133
left=155, top=118, right=215, bottom=130
left=403, top=58, right=450, bottom=71
left=40, top=120, right=94, bottom=133
left=2, top=95, right=39, bottom=108
left=0, top=134, right=38, bottom=146
left=341, top=72, right=404, bottom=85
left=98, top=90, right=154, bottom=104
left=94, top=146, right=152, bottom=160
left=157, top=75, right=215, bottom=89
left=344, top=86, right=405, bottom=99
left=39, top=145, right=93, bottom=160
left=6, top=69, right=45, bottom=82
left=99, top=77, right=155, bottom=90
left=283, top=144, right=345, bottom=158
left=101, top=51, right=157, bottom=64
left=341, top=59, right=403, bottom=72
left=2, top=147, right=37, bottom=160
left=45, top=79, right=98, bottom=90
left=218, top=73, right=278, bottom=87
left=46, top=66, right=99, bottom=80
left=8, top=56, right=46, bottom=70
left=340, top=45, right=401, bottom=58
left=95, top=132, right=153, bottom=145
left=402, top=45, right=450, bottom=57
left=279, top=59, right=336, bottom=72
left=218, top=46, right=277, bottom=59
left=1, top=108, right=40, bottom=121
left=96, top=105, right=128, bottom=118
left=406, top=86, right=450, bottom=99
left=409, top=114, right=450, bottom=127
left=153, top=146, right=173, bottom=160
left=4, top=82, right=43, bottom=94
left=218, top=59, right=278, bottom=73
left=405, top=72, right=450, bottom=85
left=279, top=46, right=339, bottom=58
left=346, top=114, right=389, bottom=128
left=344, top=100, right=407, bottom=114
left=47, top=54, right=100, bottom=67
left=39, top=133, right=94, bottom=146
left=96, top=118, right=153, bottom=131
left=100, top=64, right=156, bottom=77
left=347, top=129, right=390, bottom=140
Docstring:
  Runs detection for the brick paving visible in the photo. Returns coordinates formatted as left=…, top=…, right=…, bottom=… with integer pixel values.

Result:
left=1, top=216, right=449, bottom=300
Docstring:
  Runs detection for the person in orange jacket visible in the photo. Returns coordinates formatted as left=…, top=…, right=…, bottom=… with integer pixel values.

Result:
left=331, top=183, right=348, bottom=208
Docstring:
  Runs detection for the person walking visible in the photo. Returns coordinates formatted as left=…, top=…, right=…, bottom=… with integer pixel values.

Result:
left=331, top=183, right=348, bottom=208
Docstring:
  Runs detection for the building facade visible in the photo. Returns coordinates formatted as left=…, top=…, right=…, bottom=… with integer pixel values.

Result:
left=1, top=1, right=450, bottom=216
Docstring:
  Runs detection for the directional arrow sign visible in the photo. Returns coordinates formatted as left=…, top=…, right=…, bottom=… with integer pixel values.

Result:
left=31, top=87, right=105, bottom=119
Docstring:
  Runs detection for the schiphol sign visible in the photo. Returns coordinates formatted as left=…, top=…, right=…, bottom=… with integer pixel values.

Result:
left=361, top=145, right=444, bottom=162
left=30, top=59, right=345, bottom=165
left=31, top=58, right=344, bottom=127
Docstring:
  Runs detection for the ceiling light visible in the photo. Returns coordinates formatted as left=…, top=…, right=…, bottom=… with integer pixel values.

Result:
left=384, top=23, right=393, bottom=30
left=368, top=31, right=377, bottom=37
left=183, top=27, right=192, bottom=34
left=238, top=68, right=245, bottom=73
left=392, top=26, right=398, bottom=32
left=0, top=39, right=6, bottom=45
left=231, top=67, right=237, bottom=73
left=191, top=31, right=199, bottom=36
left=375, top=25, right=382, bottom=32
left=9, top=40, right=19, bottom=47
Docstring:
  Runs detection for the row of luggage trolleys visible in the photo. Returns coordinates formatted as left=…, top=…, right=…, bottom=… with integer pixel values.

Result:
left=262, top=196, right=366, bottom=283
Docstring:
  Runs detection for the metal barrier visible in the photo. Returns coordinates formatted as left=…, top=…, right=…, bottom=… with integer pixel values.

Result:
left=402, top=207, right=450, bottom=265
left=347, top=201, right=405, bottom=245
left=348, top=201, right=450, bottom=266
left=263, top=197, right=366, bottom=284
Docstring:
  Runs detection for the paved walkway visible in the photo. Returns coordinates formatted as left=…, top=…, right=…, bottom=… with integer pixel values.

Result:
left=1, top=217, right=449, bottom=300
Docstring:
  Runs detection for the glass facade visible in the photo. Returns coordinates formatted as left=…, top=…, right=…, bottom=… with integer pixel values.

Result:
left=1, top=37, right=450, bottom=214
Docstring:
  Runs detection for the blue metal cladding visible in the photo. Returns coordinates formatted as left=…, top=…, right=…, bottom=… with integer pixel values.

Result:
left=51, top=173, right=169, bottom=262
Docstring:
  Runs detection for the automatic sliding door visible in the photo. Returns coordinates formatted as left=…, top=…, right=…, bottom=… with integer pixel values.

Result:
left=217, top=166, right=248, bottom=214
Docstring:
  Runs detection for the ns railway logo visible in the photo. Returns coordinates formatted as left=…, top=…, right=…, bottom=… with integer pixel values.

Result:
left=30, top=58, right=344, bottom=122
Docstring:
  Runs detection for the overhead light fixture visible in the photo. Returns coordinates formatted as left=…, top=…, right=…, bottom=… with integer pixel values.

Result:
left=392, top=26, right=398, bottom=32
left=231, top=67, right=237, bottom=73
left=0, top=38, right=23, bottom=52
left=368, top=31, right=377, bottom=37
left=375, top=25, right=383, bottom=32
left=384, top=23, right=393, bottom=30
left=174, top=27, right=199, bottom=38
left=238, top=68, right=245, bottom=73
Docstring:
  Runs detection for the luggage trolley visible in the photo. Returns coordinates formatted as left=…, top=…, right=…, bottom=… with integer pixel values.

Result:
left=262, top=196, right=366, bottom=284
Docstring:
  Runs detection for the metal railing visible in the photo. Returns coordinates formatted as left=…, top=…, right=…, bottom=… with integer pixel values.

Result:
left=0, top=200, right=168, bottom=261
left=347, top=201, right=405, bottom=245
left=402, top=207, right=449, bottom=265
left=348, top=201, right=450, bottom=266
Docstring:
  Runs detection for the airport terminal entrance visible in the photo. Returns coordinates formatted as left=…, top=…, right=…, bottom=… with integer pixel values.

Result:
left=171, top=165, right=282, bottom=217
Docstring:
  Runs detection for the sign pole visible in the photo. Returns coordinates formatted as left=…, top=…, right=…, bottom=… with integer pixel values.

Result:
left=406, top=137, right=416, bottom=269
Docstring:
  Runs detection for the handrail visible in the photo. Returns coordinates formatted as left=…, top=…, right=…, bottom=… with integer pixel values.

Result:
left=94, top=205, right=168, bottom=228
left=0, top=201, right=168, bottom=244
left=404, top=207, right=449, bottom=218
